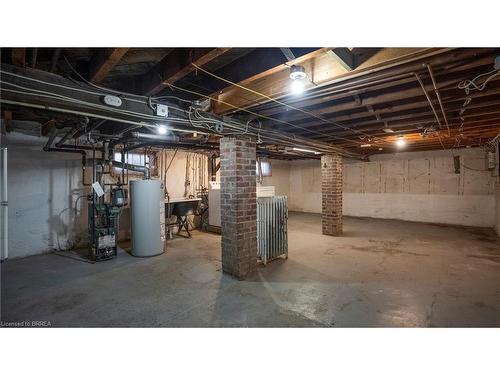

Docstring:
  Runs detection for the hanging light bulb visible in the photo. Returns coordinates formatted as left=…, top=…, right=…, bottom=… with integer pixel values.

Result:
left=289, top=65, right=306, bottom=95
left=289, top=65, right=307, bottom=80
left=291, top=79, right=304, bottom=95
left=157, top=124, right=168, bottom=135
left=395, top=137, right=406, bottom=148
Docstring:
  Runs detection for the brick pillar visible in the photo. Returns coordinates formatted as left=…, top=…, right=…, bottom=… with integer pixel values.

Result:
left=321, top=154, right=343, bottom=236
left=219, top=136, right=257, bottom=279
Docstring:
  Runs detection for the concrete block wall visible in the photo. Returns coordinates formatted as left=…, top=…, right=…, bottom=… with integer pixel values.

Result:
left=321, top=154, right=343, bottom=235
left=219, top=136, right=257, bottom=279
left=263, top=148, right=497, bottom=228
left=344, top=148, right=496, bottom=227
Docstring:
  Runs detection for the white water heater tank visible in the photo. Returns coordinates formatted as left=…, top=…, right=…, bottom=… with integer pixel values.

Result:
left=130, top=179, right=164, bottom=257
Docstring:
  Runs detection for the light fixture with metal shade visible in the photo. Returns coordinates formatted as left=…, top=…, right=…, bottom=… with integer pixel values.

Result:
left=289, top=65, right=307, bottom=80
left=289, top=65, right=307, bottom=95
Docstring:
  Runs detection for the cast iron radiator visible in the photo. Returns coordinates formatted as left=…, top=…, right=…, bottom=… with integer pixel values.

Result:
left=257, top=196, right=288, bottom=265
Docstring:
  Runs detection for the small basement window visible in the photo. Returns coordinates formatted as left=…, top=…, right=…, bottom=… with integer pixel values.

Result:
left=256, top=159, right=272, bottom=177
left=113, top=152, right=150, bottom=175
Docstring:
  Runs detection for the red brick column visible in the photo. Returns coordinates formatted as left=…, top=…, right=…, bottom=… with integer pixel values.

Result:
left=219, top=136, right=257, bottom=279
left=321, top=154, right=343, bottom=236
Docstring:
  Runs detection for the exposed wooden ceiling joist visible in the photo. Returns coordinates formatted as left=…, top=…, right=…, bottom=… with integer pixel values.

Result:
left=2, top=47, right=499, bottom=155
left=89, top=48, right=129, bottom=84
left=279, top=48, right=296, bottom=62
left=211, top=48, right=446, bottom=115
left=141, top=48, right=231, bottom=96
left=326, top=48, right=354, bottom=71
left=264, top=63, right=500, bottom=129
left=283, top=90, right=500, bottom=135
left=255, top=52, right=497, bottom=118
left=210, top=48, right=336, bottom=113
left=11, top=48, right=26, bottom=67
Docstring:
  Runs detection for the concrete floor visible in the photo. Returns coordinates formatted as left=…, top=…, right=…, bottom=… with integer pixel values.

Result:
left=2, top=212, right=500, bottom=327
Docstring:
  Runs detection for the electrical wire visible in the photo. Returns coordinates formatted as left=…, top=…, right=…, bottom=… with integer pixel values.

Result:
left=63, top=55, right=163, bottom=101
left=191, top=63, right=394, bottom=146
left=458, top=68, right=500, bottom=94
left=0, top=68, right=362, bottom=156
left=0, top=84, right=210, bottom=134
left=1, top=83, right=162, bottom=123
left=164, top=81, right=367, bottom=146
left=1, top=71, right=241, bottom=133
left=1, top=68, right=191, bottom=112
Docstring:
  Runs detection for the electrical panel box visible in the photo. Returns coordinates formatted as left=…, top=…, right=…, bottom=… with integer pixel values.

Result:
left=156, top=104, right=169, bottom=117
left=103, top=95, right=122, bottom=107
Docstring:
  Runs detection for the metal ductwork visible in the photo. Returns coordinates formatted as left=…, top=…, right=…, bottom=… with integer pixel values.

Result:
left=129, top=132, right=179, bottom=143
left=109, top=132, right=179, bottom=149
left=112, top=160, right=150, bottom=179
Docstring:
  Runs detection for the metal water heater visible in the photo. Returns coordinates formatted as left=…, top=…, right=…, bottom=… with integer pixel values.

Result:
left=130, top=179, right=164, bottom=257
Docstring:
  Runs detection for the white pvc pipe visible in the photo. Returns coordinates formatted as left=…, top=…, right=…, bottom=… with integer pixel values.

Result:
left=1, top=147, right=7, bottom=261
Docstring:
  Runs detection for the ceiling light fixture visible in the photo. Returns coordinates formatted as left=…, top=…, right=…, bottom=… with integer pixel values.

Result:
left=289, top=65, right=307, bottom=80
left=157, top=124, right=169, bottom=135
left=291, top=79, right=304, bottom=95
left=289, top=65, right=307, bottom=95
left=382, top=123, right=394, bottom=133
left=395, top=137, right=406, bottom=148
left=287, top=147, right=320, bottom=155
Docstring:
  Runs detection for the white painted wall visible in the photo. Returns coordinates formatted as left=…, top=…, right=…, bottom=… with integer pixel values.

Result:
left=5, top=133, right=210, bottom=258
left=7, top=135, right=88, bottom=258
left=261, top=159, right=290, bottom=198
left=267, top=148, right=497, bottom=228
left=156, top=150, right=209, bottom=199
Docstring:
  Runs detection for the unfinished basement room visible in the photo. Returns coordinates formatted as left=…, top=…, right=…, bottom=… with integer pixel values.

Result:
left=1, top=46, right=500, bottom=329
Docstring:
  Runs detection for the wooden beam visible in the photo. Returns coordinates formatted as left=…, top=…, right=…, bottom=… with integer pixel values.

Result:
left=0, top=62, right=358, bottom=157
left=30, top=48, right=38, bottom=68
left=211, top=48, right=332, bottom=113
left=340, top=125, right=500, bottom=150
left=267, top=66, right=500, bottom=126
left=41, top=119, right=57, bottom=136
left=141, top=48, right=231, bottom=96
left=305, top=110, right=500, bottom=141
left=11, top=48, right=26, bottom=67
left=50, top=48, right=61, bottom=73
left=256, top=50, right=499, bottom=117
left=211, top=48, right=444, bottom=114
left=89, top=48, right=129, bottom=84
left=279, top=48, right=296, bottom=61
left=326, top=48, right=354, bottom=71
